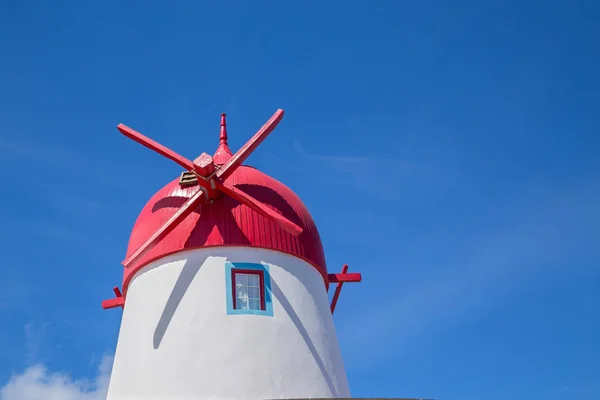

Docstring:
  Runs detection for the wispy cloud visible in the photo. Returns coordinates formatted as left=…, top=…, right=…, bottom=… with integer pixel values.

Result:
left=291, top=139, right=415, bottom=202
left=264, top=138, right=448, bottom=204
left=338, top=178, right=600, bottom=368
left=0, top=355, right=112, bottom=400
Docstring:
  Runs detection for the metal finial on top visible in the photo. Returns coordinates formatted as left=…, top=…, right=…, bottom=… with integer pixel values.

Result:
left=220, top=113, right=227, bottom=144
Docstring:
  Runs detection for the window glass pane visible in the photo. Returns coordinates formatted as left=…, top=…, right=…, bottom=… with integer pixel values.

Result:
left=235, top=273, right=248, bottom=287
left=232, top=271, right=263, bottom=311
left=248, top=274, right=260, bottom=287
left=247, top=286, right=260, bottom=299
left=248, top=299, right=260, bottom=310
left=236, top=285, right=248, bottom=299
left=236, top=297, right=249, bottom=310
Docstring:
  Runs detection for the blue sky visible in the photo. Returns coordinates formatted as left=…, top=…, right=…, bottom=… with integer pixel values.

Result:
left=0, top=1, right=599, bottom=399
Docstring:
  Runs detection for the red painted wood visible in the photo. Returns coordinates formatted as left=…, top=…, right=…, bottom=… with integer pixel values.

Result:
left=122, top=164, right=327, bottom=295
left=122, top=188, right=206, bottom=268
left=193, top=153, right=215, bottom=176
left=102, top=297, right=125, bottom=309
left=219, top=113, right=228, bottom=143
left=259, top=269, right=266, bottom=311
left=117, top=124, right=195, bottom=171
left=218, top=181, right=302, bottom=236
left=330, top=264, right=349, bottom=314
left=112, top=286, right=123, bottom=298
left=328, top=272, right=362, bottom=283
left=102, top=286, right=124, bottom=310
left=213, top=116, right=234, bottom=165
left=216, top=109, right=284, bottom=181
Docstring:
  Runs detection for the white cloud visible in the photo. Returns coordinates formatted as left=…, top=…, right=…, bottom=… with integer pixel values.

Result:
left=0, top=355, right=112, bottom=400
left=280, top=138, right=449, bottom=203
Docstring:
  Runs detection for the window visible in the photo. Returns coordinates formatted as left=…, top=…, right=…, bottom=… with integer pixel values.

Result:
left=225, top=262, right=273, bottom=316
left=232, top=270, right=265, bottom=311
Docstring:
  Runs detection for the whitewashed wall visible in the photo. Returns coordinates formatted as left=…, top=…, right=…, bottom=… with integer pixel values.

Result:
left=106, top=247, right=350, bottom=400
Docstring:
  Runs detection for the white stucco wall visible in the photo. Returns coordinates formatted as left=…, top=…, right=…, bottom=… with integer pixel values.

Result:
left=106, top=247, right=350, bottom=400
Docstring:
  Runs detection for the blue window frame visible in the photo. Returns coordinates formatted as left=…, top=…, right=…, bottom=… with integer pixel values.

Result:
left=225, top=262, right=273, bottom=316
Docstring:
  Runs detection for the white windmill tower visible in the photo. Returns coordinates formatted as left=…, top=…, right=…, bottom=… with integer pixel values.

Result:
left=101, top=110, right=362, bottom=400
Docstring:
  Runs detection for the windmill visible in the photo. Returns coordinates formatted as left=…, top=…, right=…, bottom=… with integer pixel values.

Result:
left=100, top=110, right=434, bottom=400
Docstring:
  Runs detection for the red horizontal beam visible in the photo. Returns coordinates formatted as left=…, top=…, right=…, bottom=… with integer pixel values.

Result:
left=117, top=123, right=195, bottom=171
left=102, top=297, right=124, bottom=310
left=102, top=286, right=124, bottom=310
left=216, top=109, right=284, bottom=181
left=328, top=272, right=362, bottom=283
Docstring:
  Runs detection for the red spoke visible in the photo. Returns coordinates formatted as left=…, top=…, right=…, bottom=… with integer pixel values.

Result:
left=218, top=181, right=302, bottom=236
left=216, top=109, right=284, bottom=181
left=118, top=124, right=195, bottom=171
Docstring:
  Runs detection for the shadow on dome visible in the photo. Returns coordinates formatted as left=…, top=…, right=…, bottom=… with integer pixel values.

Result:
left=184, top=197, right=252, bottom=247
left=151, top=195, right=200, bottom=213
left=234, top=183, right=305, bottom=227
left=150, top=183, right=304, bottom=229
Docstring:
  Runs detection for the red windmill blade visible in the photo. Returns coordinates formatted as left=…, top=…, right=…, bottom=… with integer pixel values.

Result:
left=216, top=109, right=284, bottom=181
left=117, top=124, right=195, bottom=171
left=118, top=109, right=302, bottom=269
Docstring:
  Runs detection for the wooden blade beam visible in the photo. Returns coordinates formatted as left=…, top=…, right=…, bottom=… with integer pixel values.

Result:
left=328, top=272, right=362, bottom=283
left=117, top=124, right=195, bottom=171
left=102, top=286, right=124, bottom=310
left=122, top=188, right=206, bottom=268
left=329, top=265, right=361, bottom=314
left=102, top=297, right=125, bottom=309
left=218, top=181, right=302, bottom=236
left=216, top=109, right=284, bottom=181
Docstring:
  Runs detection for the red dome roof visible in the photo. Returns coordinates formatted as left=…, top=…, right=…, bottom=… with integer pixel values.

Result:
left=121, top=116, right=327, bottom=294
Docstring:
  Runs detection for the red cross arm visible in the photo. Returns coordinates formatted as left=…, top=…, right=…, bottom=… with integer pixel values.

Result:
left=216, top=109, right=284, bottom=181
left=329, top=265, right=362, bottom=314
left=328, top=272, right=362, bottom=283
left=102, top=297, right=124, bottom=309
left=117, top=124, right=195, bottom=171
left=218, top=181, right=302, bottom=236
left=102, top=286, right=124, bottom=310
